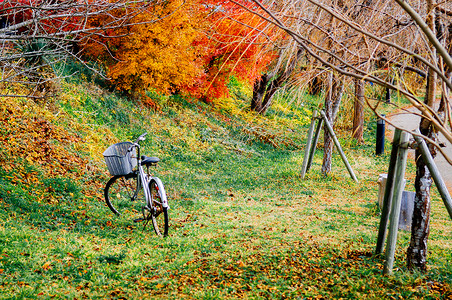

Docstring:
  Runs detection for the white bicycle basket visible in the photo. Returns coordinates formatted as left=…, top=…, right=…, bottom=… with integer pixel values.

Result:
left=103, top=142, right=137, bottom=176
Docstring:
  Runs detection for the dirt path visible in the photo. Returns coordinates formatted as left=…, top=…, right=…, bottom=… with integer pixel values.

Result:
left=387, top=105, right=452, bottom=193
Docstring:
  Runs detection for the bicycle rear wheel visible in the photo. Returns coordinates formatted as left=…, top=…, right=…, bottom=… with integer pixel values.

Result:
left=148, top=179, right=169, bottom=236
left=104, top=174, right=144, bottom=220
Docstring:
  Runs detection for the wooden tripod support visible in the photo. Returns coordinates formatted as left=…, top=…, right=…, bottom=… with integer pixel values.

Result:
left=300, top=110, right=358, bottom=182
left=375, top=128, right=452, bottom=275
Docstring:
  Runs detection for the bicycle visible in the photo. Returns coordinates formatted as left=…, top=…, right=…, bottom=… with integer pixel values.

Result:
left=103, top=132, right=169, bottom=236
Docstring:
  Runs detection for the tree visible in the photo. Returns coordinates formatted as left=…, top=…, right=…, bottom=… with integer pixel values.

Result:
left=81, top=0, right=277, bottom=103
left=194, top=0, right=277, bottom=103
left=83, top=0, right=206, bottom=99
left=353, top=79, right=365, bottom=143
left=406, top=0, right=452, bottom=271
left=321, top=72, right=344, bottom=175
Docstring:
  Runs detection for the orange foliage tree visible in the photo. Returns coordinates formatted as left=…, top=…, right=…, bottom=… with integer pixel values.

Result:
left=185, top=0, right=277, bottom=102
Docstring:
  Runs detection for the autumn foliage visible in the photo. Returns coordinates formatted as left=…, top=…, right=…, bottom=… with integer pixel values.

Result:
left=1, top=0, right=278, bottom=102
left=83, top=0, right=205, bottom=100
left=82, top=0, right=276, bottom=102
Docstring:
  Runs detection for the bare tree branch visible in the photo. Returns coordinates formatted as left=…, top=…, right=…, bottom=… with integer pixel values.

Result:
left=0, top=0, right=166, bottom=97
left=229, top=0, right=452, bottom=163
left=395, top=0, right=452, bottom=71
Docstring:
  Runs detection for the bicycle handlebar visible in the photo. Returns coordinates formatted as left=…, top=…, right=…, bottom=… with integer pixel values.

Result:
left=134, top=132, right=148, bottom=145
left=127, top=132, right=148, bottom=155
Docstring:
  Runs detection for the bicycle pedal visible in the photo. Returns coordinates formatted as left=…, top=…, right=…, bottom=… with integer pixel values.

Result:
left=133, top=218, right=144, bottom=223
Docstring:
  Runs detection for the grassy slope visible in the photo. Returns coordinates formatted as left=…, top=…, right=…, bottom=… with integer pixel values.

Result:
left=0, top=75, right=451, bottom=299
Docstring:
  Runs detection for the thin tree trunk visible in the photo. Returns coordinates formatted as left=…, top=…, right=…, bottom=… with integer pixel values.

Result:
left=407, top=0, right=437, bottom=271
left=353, top=79, right=365, bottom=143
left=322, top=73, right=334, bottom=175
left=322, top=74, right=344, bottom=175
left=331, top=79, right=344, bottom=119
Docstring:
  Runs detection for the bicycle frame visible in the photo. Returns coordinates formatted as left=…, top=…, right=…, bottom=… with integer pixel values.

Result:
left=130, top=133, right=169, bottom=211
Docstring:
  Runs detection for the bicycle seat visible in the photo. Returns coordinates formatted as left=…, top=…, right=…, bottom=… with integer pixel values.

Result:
left=141, top=156, right=160, bottom=166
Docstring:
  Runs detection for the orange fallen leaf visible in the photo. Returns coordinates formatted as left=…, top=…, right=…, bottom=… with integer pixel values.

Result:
left=42, top=262, right=52, bottom=271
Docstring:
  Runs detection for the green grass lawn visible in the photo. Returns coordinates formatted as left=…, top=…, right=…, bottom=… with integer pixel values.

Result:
left=0, top=78, right=451, bottom=299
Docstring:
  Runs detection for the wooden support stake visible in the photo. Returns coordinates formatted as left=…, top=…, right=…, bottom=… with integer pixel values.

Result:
left=413, top=130, right=452, bottom=220
left=320, top=110, right=358, bottom=182
left=383, top=131, right=410, bottom=275
left=306, top=117, right=323, bottom=173
left=301, top=110, right=318, bottom=179
left=375, top=129, right=402, bottom=255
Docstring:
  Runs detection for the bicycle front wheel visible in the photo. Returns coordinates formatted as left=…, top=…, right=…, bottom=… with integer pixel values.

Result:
left=148, top=179, right=169, bottom=236
left=104, top=174, right=144, bottom=220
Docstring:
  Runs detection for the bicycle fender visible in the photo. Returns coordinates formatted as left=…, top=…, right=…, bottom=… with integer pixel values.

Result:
left=151, top=177, right=169, bottom=209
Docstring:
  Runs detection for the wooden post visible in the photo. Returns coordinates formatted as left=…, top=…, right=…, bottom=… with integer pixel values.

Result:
left=320, top=110, right=358, bottom=182
left=375, top=129, right=402, bottom=255
left=383, top=131, right=410, bottom=275
left=306, top=117, right=323, bottom=172
left=301, top=110, right=318, bottom=179
left=413, top=131, right=452, bottom=220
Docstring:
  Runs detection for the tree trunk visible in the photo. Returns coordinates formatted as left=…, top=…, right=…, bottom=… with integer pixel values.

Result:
left=321, top=74, right=344, bottom=175
left=322, top=73, right=334, bottom=175
left=353, top=79, right=365, bottom=143
left=407, top=0, right=437, bottom=271
left=251, top=74, right=270, bottom=113
left=251, top=48, right=304, bottom=115
left=407, top=131, right=435, bottom=272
